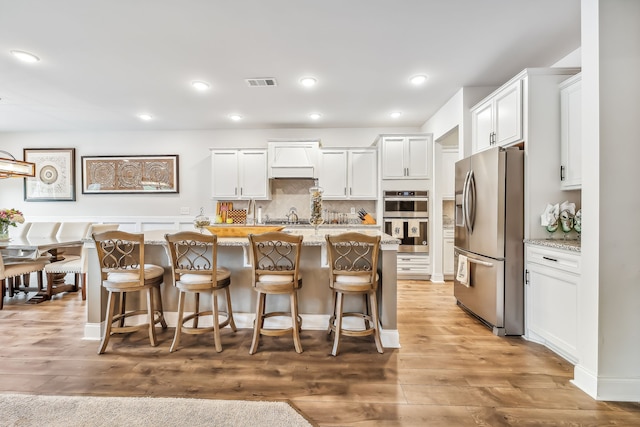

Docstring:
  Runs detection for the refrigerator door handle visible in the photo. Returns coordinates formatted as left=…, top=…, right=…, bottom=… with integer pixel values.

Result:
left=462, top=171, right=470, bottom=233
left=467, top=257, right=493, bottom=267
left=468, top=170, right=477, bottom=232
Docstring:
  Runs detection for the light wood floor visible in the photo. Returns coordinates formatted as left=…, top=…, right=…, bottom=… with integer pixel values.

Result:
left=1, top=280, right=638, bottom=426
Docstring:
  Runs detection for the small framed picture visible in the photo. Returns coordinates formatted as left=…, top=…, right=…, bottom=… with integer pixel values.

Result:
left=23, top=148, right=76, bottom=202
left=81, top=155, right=179, bottom=194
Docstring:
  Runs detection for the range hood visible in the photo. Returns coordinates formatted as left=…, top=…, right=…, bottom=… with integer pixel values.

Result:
left=268, top=140, right=319, bottom=179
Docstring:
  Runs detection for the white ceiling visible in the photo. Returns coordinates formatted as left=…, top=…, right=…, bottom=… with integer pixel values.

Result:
left=0, top=0, right=581, bottom=133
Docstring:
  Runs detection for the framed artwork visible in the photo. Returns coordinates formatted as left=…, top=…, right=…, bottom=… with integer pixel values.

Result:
left=23, top=148, right=76, bottom=202
left=81, top=155, right=179, bottom=194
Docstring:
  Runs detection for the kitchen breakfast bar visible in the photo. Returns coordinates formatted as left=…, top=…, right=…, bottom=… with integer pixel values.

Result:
left=83, top=227, right=402, bottom=348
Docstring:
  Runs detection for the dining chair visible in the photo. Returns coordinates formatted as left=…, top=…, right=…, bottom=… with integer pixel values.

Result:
left=248, top=231, right=303, bottom=354
left=44, top=223, right=117, bottom=300
left=0, top=254, right=48, bottom=310
left=92, top=230, right=167, bottom=354
left=164, top=231, right=236, bottom=352
left=325, top=232, right=383, bottom=356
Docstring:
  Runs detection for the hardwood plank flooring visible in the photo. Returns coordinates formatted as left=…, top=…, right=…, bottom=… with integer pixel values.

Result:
left=1, top=281, right=639, bottom=426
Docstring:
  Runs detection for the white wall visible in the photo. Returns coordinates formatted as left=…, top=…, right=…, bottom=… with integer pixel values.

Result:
left=0, top=126, right=418, bottom=218
left=575, top=0, right=640, bottom=402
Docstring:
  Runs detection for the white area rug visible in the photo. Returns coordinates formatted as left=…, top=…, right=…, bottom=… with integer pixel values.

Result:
left=0, top=394, right=313, bottom=427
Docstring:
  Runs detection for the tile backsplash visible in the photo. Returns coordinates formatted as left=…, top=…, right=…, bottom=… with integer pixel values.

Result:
left=214, top=179, right=376, bottom=223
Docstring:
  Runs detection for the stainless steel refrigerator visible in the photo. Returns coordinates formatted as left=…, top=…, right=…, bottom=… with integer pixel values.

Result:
left=454, top=146, right=524, bottom=335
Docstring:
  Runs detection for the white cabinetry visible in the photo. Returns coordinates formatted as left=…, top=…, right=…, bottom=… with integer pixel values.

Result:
left=210, top=149, right=270, bottom=200
left=525, top=244, right=580, bottom=363
left=381, top=136, right=430, bottom=179
left=318, top=148, right=377, bottom=199
left=397, top=253, right=430, bottom=279
left=560, top=73, right=582, bottom=190
left=443, top=228, right=454, bottom=277
left=471, top=79, right=522, bottom=153
left=440, top=149, right=457, bottom=199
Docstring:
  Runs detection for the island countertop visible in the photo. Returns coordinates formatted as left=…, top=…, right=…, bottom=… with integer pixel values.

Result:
left=141, top=227, right=400, bottom=247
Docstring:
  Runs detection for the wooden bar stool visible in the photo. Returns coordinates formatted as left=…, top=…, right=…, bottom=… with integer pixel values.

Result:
left=164, top=231, right=236, bottom=353
left=248, top=232, right=303, bottom=354
left=92, top=230, right=167, bottom=354
left=326, top=232, right=383, bottom=356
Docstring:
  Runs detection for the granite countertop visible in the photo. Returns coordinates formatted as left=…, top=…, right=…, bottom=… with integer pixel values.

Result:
left=524, top=238, right=581, bottom=252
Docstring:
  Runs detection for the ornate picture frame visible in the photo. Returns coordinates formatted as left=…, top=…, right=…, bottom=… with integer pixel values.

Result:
left=81, top=155, right=179, bottom=194
left=23, top=148, right=76, bottom=202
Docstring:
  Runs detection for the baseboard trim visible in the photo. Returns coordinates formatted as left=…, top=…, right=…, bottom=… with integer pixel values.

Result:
left=572, top=364, right=598, bottom=399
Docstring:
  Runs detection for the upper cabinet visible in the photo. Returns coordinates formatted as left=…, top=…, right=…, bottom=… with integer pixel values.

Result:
left=381, top=135, right=430, bottom=179
left=559, top=73, right=582, bottom=190
left=210, top=149, right=270, bottom=200
left=318, top=148, right=377, bottom=199
left=471, top=79, right=523, bottom=153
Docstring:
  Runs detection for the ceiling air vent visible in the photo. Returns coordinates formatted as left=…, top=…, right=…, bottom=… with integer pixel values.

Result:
left=245, top=78, right=278, bottom=87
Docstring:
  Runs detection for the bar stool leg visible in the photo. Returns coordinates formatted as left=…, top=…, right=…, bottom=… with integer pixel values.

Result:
left=170, top=290, right=186, bottom=353
left=212, top=288, right=222, bottom=353
left=155, top=285, right=167, bottom=329
left=249, top=292, right=266, bottom=354
left=224, top=287, right=237, bottom=332
left=331, top=291, right=345, bottom=356
left=146, top=287, right=158, bottom=347
left=369, top=291, right=383, bottom=354
left=291, top=291, right=303, bottom=354
left=99, top=291, right=116, bottom=354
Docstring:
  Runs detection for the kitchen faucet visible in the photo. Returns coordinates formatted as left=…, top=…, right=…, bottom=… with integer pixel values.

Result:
left=247, top=199, right=256, bottom=225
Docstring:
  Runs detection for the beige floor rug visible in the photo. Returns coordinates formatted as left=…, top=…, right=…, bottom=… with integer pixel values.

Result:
left=0, top=394, right=313, bottom=427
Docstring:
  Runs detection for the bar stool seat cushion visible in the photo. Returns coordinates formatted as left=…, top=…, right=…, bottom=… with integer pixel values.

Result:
left=179, top=267, right=231, bottom=285
left=107, top=264, right=164, bottom=282
left=335, top=273, right=379, bottom=284
left=258, top=273, right=302, bottom=283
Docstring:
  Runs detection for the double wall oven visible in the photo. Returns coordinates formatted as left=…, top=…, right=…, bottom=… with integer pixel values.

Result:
left=383, top=190, right=429, bottom=253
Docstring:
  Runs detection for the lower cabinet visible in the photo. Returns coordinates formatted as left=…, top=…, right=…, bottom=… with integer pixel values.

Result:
left=525, top=244, right=580, bottom=363
left=397, top=253, right=430, bottom=279
left=443, top=229, right=454, bottom=278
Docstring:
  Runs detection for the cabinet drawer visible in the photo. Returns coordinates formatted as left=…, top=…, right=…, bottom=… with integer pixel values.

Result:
left=443, top=229, right=454, bottom=238
left=526, top=245, right=580, bottom=275
left=397, top=254, right=430, bottom=267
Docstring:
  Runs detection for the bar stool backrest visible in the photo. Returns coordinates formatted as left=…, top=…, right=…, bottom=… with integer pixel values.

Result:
left=326, top=232, right=381, bottom=290
left=92, top=230, right=145, bottom=287
left=164, top=231, right=219, bottom=284
left=248, top=231, right=303, bottom=288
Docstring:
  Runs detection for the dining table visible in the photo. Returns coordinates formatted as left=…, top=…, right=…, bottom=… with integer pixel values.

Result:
left=0, top=236, right=84, bottom=303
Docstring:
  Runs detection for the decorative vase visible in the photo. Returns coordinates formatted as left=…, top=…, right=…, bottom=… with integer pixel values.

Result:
left=309, top=180, right=324, bottom=235
left=0, top=222, right=9, bottom=240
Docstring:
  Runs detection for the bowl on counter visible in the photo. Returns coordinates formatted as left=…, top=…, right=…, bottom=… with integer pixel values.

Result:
left=204, top=225, right=285, bottom=237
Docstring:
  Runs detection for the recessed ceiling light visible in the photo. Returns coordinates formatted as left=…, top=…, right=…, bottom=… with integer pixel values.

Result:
left=10, top=50, right=40, bottom=63
left=191, top=80, right=211, bottom=91
left=309, top=113, right=322, bottom=120
left=390, top=111, right=402, bottom=119
left=138, top=114, right=153, bottom=121
left=299, top=77, right=317, bottom=87
left=410, top=74, right=428, bottom=85
left=229, top=114, right=243, bottom=121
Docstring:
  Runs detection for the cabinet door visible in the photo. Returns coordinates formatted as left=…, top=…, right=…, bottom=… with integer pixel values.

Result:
left=211, top=150, right=239, bottom=199
left=239, top=150, right=269, bottom=199
left=443, top=238, right=454, bottom=275
left=494, top=80, right=522, bottom=146
left=472, top=100, right=494, bottom=153
left=382, top=137, right=406, bottom=179
left=560, top=76, right=582, bottom=190
left=406, top=137, right=429, bottom=178
left=526, top=263, right=579, bottom=363
left=440, top=150, right=457, bottom=199
left=349, top=150, right=377, bottom=199
left=318, top=150, right=348, bottom=199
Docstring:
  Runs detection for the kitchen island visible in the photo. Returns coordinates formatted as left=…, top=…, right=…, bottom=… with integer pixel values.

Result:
left=83, top=227, right=401, bottom=348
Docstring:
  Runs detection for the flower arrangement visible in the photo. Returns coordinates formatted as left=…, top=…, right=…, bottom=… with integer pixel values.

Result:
left=0, top=208, right=24, bottom=227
